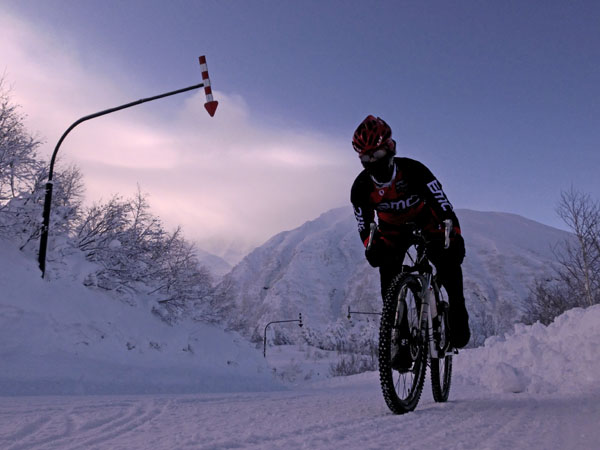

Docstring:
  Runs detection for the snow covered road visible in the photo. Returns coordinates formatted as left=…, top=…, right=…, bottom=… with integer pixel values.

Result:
left=3, top=374, right=599, bottom=450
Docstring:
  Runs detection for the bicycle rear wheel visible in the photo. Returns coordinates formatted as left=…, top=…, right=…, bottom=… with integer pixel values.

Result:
left=378, top=274, right=427, bottom=414
left=431, top=284, right=453, bottom=402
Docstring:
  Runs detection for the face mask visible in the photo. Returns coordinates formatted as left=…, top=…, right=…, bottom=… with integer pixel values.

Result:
left=362, top=154, right=394, bottom=183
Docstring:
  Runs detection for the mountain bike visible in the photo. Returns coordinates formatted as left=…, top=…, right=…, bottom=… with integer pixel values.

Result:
left=370, top=220, right=455, bottom=414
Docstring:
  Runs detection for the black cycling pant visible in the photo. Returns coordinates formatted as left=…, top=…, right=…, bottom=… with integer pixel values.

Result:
left=378, top=234, right=466, bottom=311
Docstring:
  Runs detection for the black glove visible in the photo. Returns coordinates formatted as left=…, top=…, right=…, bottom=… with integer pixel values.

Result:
left=449, top=233, right=466, bottom=264
left=365, top=233, right=390, bottom=268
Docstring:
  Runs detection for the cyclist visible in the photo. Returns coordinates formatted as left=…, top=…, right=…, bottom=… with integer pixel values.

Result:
left=350, top=115, right=471, bottom=354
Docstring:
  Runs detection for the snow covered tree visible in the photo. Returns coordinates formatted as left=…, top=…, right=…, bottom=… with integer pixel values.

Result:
left=150, top=226, right=213, bottom=321
left=14, top=163, right=85, bottom=253
left=75, top=187, right=213, bottom=320
left=0, top=78, right=44, bottom=243
left=0, top=78, right=86, bottom=256
left=0, top=79, right=43, bottom=203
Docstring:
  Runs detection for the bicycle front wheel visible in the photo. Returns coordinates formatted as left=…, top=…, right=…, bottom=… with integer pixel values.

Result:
left=431, top=354, right=452, bottom=402
left=431, top=284, right=453, bottom=402
left=378, top=274, right=427, bottom=414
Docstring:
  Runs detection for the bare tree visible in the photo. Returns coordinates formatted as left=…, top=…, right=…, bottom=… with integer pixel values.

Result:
left=525, top=188, right=600, bottom=324
left=524, top=277, right=577, bottom=325
left=0, top=78, right=43, bottom=203
left=556, top=188, right=600, bottom=306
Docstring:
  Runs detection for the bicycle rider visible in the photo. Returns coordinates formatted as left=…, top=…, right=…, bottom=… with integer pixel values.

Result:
left=350, top=115, right=471, bottom=353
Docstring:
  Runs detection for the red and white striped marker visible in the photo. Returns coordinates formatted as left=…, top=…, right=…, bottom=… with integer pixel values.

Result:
left=199, top=55, right=218, bottom=117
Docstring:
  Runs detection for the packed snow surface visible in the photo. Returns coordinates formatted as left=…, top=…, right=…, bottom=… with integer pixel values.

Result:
left=2, top=373, right=600, bottom=449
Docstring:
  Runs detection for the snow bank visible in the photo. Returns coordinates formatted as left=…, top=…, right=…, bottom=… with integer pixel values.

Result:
left=0, top=240, right=283, bottom=395
left=455, top=304, right=600, bottom=394
left=3, top=234, right=599, bottom=399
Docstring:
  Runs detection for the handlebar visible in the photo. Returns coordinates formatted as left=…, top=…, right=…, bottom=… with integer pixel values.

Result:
left=366, top=219, right=453, bottom=250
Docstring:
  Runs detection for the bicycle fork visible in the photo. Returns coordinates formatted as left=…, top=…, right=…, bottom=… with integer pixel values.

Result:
left=419, top=273, right=440, bottom=359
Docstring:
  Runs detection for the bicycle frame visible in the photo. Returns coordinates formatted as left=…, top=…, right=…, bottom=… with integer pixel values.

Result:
left=399, top=232, right=443, bottom=360
left=367, top=221, right=452, bottom=360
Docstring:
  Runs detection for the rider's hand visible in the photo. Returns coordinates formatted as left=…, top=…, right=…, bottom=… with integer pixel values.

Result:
left=450, top=226, right=461, bottom=237
left=365, top=232, right=391, bottom=268
left=442, top=219, right=461, bottom=250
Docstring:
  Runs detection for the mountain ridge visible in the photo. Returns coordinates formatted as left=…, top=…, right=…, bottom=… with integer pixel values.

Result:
left=214, top=207, right=571, bottom=347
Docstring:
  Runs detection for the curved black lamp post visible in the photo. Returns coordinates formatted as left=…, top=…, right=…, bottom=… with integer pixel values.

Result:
left=263, top=313, right=303, bottom=358
left=38, top=57, right=218, bottom=277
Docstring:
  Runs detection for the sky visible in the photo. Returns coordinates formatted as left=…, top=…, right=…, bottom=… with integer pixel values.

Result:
left=1, top=0, right=599, bottom=259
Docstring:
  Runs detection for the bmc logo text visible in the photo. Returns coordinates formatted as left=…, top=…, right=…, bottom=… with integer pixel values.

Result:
left=353, top=207, right=366, bottom=232
left=377, top=194, right=420, bottom=212
left=426, top=180, right=453, bottom=211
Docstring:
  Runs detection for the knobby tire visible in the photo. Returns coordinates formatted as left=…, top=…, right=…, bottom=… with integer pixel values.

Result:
left=378, top=274, right=427, bottom=414
left=431, top=355, right=452, bottom=402
left=430, top=284, right=453, bottom=402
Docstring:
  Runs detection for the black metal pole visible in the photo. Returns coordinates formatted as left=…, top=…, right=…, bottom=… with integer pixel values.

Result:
left=38, top=82, right=205, bottom=277
left=263, top=313, right=303, bottom=357
left=347, top=306, right=381, bottom=320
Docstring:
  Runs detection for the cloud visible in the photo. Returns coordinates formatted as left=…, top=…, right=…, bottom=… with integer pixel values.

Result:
left=0, top=10, right=357, bottom=257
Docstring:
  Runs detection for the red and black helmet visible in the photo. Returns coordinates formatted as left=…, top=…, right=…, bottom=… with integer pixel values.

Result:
left=352, top=115, right=393, bottom=154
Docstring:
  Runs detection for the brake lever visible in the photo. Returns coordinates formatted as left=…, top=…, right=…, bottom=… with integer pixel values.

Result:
left=444, top=219, right=453, bottom=249
left=366, top=222, right=377, bottom=252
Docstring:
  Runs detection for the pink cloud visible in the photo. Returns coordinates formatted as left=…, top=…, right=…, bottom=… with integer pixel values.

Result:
left=0, top=10, right=355, bottom=258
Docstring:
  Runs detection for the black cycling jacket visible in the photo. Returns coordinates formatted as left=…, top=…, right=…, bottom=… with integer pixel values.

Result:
left=350, top=157, right=460, bottom=247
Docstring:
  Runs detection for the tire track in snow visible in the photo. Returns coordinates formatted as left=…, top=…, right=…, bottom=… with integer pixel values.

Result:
left=4, top=409, right=76, bottom=450
left=1, top=398, right=168, bottom=450
left=2, top=415, right=53, bottom=449
left=67, top=399, right=168, bottom=449
left=185, top=384, right=393, bottom=449
left=2, top=381, right=599, bottom=449
left=179, top=380, right=600, bottom=450
left=52, top=398, right=168, bottom=450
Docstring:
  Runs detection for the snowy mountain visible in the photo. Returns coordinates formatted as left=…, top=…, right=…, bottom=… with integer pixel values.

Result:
left=195, top=247, right=232, bottom=279
left=196, top=236, right=258, bottom=266
left=214, top=207, right=571, bottom=347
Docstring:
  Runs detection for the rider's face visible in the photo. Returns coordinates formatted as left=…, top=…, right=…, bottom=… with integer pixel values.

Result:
left=362, top=153, right=394, bottom=182
left=357, top=138, right=395, bottom=182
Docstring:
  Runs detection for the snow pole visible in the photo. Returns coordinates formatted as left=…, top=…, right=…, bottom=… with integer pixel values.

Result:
left=199, top=56, right=218, bottom=117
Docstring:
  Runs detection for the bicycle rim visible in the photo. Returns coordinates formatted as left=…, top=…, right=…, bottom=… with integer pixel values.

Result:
left=431, top=284, right=453, bottom=402
left=431, top=355, right=453, bottom=402
left=378, top=274, right=427, bottom=414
